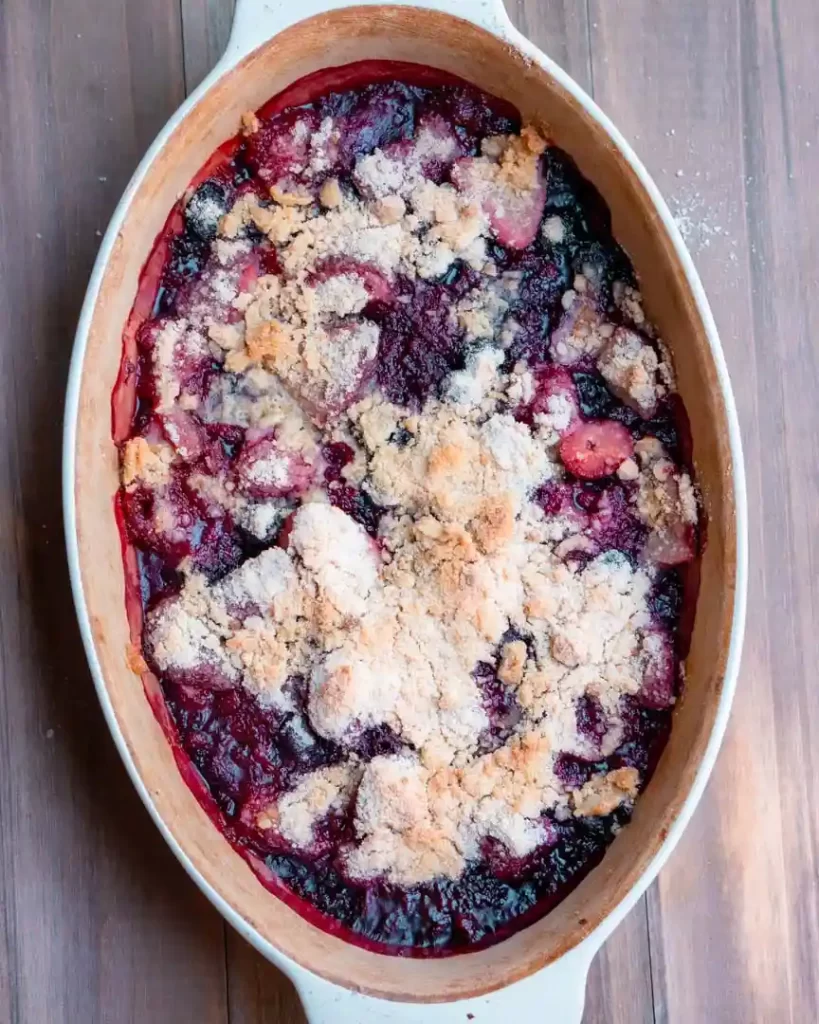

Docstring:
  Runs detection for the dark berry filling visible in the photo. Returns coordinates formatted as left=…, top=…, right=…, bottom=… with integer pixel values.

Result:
left=373, top=266, right=482, bottom=406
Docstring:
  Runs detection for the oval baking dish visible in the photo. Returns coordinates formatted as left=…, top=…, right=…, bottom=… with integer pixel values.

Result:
left=63, top=1, right=747, bottom=1020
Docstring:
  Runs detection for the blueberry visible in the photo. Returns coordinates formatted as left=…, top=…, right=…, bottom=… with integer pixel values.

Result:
left=185, top=180, right=229, bottom=240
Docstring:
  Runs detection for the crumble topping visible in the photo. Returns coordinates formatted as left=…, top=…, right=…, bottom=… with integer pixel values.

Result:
left=144, top=481, right=662, bottom=883
left=353, top=117, right=461, bottom=199
left=542, top=215, right=565, bottom=244
left=124, top=106, right=699, bottom=892
left=360, top=399, right=551, bottom=523
left=146, top=546, right=303, bottom=699
left=498, top=639, right=527, bottom=686
left=570, top=767, right=639, bottom=817
left=454, top=126, right=546, bottom=204
left=634, top=439, right=697, bottom=526
left=241, top=110, right=260, bottom=136
left=290, top=502, right=380, bottom=623
left=152, top=319, right=210, bottom=411
left=344, top=726, right=562, bottom=885
left=269, top=762, right=363, bottom=848
left=597, top=326, right=666, bottom=419
left=614, top=281, right=648, bottom=328
left=550, top=293, right=614, bottom=365
left=121, top=436, right=174, bottom=488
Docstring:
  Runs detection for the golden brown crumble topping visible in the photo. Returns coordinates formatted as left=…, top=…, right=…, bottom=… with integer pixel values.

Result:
left=496, top=124, right=549, bottom=191
left=570, top=767, right=639, bottom=817
left=121, top=436, right=174, bottom=488
left=598, top=326, right=666, bottom=419
left=498, top=639, right=527, bottom=686
left=240, top=110, right=260, bottom=136
left=318, top=177, right=343, bottom=209
left=125, top=642, right=149, bottom=676
left=633, top=437, right=698, bottom=543
left=267, top=763, right=363, bottom=848
left=269, top=183, right=314, bottom=207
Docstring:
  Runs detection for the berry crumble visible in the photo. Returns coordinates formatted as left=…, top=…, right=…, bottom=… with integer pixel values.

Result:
left=113, top=61, right=700, bottom=955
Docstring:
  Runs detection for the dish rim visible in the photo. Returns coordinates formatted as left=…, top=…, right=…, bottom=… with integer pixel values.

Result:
left=62, top=1, right=748, bottom=1006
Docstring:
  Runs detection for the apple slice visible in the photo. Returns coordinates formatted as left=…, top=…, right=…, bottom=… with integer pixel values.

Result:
left=235, top=436, right=315, bottom=500
left=639, top=627, right=677, bottom=708
left=159, top=409, right=206, bottom=462
left=529, top=365, right=580, bottom=435
left=550, top=295, right=608, bottom=366
left=451, top=155, right=546, bottom=249
left=244, top=108, right=320, bottom=185
left=451, top=128, right=548, bottom=249
left=644, top=521, right=697, bottom=567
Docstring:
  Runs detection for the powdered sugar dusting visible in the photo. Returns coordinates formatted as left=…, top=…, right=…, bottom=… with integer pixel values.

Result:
left=669, top=185, right=738, bottom=260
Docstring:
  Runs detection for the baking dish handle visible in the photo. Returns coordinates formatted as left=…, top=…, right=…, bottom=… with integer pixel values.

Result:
left=290, top=945, right=592, bottom=1024
left=225, top=0, right=515, bottom=65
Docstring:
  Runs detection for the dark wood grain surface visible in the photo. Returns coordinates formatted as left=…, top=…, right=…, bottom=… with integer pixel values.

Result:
left=0, top=0, right=816, bottom=1020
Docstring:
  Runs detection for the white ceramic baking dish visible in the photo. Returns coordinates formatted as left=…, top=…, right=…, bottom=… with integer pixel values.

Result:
left=63, top=1, right=748, bottom=1020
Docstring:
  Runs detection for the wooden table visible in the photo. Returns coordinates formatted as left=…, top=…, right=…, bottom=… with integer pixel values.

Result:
left=1, top=0, right=816, bottom=1020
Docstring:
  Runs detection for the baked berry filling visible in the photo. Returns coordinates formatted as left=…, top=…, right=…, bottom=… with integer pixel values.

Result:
left=113, top=62, right=700, bottom=955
